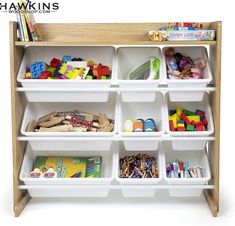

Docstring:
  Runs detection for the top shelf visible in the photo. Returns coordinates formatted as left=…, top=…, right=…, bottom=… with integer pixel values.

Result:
left=13, top=22, right=219, bottom=46
left=15, top=40, right=217, bottom=46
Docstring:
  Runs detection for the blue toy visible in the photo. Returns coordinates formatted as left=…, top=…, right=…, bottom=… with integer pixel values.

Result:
left=62, top=55, right=72, bottom=63
left=30, top=61, right=46, bottom=79
left=144, top=118, right=156, bottom=132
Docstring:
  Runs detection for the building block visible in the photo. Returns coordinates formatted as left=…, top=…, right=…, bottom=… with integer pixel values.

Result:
left=38, top=71, right=52, bottom=79
left=72, top=57, right=82, bottom=61
left=25, top=72, right=31, bottom=79
left=169, top=120, right=175, bottom=131
left=196, top=124, right=205, bottom=131
left=183, top=109, right=195, bottom=116
left=186, top=124, right=194, bottom=131
left=50, top=58, right=61, bottom=68
left=66, top=68, right=80, bottom=79
left=169, top=110, right=176, bottom=116
left=202, top=118, right=208, bottom=128
left=46, top=67, right=56, bottom=76
left=85, top=75, right=93, bottom=80
left=62, top=55, right=72, bottom=63
left=97, top=63, right=110, bottom=76
left=30, top=61, right=46, bottom=79
left=101, top=76, right=107, bottom=80
left=177, top=126, right=185, bottom=131
left=54, top=64, right=62, bottom=77
left=169, top=114, right=178, bottom=129
left=177, top=120, right=185, bottom=128
left=181, top=112, right=190, bottom=125
left=188, top=115, right=200, bottom=123
left=176, top=106, right=183, bottom=117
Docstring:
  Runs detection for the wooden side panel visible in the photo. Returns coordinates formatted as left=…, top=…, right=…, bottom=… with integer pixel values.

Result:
left=204, top=21, right=222, bottom=217
left=9, top=21, right=30, bottom=217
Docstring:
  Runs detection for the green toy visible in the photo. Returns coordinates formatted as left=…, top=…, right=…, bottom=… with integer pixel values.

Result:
left=127, top=57, right=160, bottom=80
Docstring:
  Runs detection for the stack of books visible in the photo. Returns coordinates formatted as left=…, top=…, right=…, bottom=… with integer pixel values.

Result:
left=16, top=0, right=42, bottom=42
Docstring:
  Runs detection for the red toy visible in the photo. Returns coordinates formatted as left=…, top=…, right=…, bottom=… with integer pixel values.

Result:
left=38, top=71, right=52, bottom=79
left=50, top=58, right=61, bottom=68
left=181, top=113, right=190, bottom=125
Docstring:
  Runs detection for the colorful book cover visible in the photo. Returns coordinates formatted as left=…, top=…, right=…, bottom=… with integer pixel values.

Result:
left=15, top=7, right=24, bottom=41
left=33, top=156, right=102, bottom=178
left=148, top=30, right=215, bottom=41
left=18, top=0, right=29, bottom=41
left=23, top=0, right=42, bottom=41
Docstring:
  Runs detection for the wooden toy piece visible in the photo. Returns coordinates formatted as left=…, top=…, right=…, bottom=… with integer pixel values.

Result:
left=26, top=120, right=36, bottom=132
left=98, top=123, right=114, bottom=132
left=36, top=124, right=72, bottom=132
left=98, top=113, right=109, bottom=126
left=75, top=110, right=99, bottom=121
left=38, top=111, right=57, bottom=123
left=176, top=106, right=183, bottom=117
left=188, top=115, right=200, bottom=123
left=181, top=112, right=190, bottom=125
left=69, top=127, right=88, bottom=132
left=169, top=120, right=175, bottom=131
left=177, top=120, right=185, bottom=127
left=186, top=124, right=194, bottom=131
left=38, top=116, right=63, bottom=128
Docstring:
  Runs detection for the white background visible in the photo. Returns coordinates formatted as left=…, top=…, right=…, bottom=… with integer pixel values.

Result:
left=0, top=0, right=234, bottom=225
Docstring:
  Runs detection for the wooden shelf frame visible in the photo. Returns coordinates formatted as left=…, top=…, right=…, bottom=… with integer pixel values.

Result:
left=10, top=21, right=221, bottom=217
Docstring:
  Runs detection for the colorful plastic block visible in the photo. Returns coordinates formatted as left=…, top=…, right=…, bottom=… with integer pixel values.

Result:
left=169, top=120, right=175, bottom=131
left=196, top=124, right=205, bottom=131
left=202, top=118, right=208, bottom=128
left=177, top=126, right=185, bottom=131
left=50, top=58, right=61, bottom=68
left=183, top=109, right=195, bottom=116
left=38, top=71, right=52, bottom=79
left=169, top=110, right=176, bottom=116
left=176, top=106, right=183, bottom=117
left=169, top=113, right=179, bottom=129
left=188, top=115, right=200, bottom=123
left=85, top=75, right=93, bottom=80
left=181, top=112, right=190, bottom=125
left=177, top=120, right=185, bottom=128
left=46, top=67, right=56, bottom=76
left=186, top=124, right=195, bottom=131
left=62, top=55, right=72, bottom=63
left=72, top=57, right=82, bottom=61
left=25, top=72, right=31, bottom=79
left=101, top=76, right=107, bottom=80
left=30, top=61, right=46, bottom=79
left=66, top=68, right=80, bottom=79
left=54, top=63, right=62, bottom=77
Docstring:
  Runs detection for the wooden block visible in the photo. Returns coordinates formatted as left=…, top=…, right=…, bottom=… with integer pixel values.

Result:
left=36, top=125, right=72, bottom=132
left=38, top=111, right=57, bottom=123
left=75, top=109, right=98, bottom=121
left=26, top=120, right=36, bottom=132
left=69, top=127, right=87, bottom=132
left=38, top=116, right=63, bottom=127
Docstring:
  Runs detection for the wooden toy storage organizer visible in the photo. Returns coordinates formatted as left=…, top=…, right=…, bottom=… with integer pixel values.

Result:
left=10, top=21, right=222, bottom=217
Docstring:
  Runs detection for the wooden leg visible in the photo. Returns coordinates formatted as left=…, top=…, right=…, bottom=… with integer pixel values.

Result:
left=204, top=190, right=218, bottom=217
left=14, top=192, right=31, bottom=217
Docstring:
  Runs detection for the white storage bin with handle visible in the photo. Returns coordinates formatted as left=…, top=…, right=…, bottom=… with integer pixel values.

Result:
left=162, top=46, right=212, bottom=101
left=21, top=93, right=117, bottom=137
left=119, top=92, right=164, bottom=151
left=117, top=46, right=162, bottom=101
left=166, top=92, right=214, bottom=150
left=162, top=142, right=211, bottom=197
left=20, top=144, right=115, bottom=197
left=17, top=46, right=115, bottom=102
left=115, top=142, right=162, bottom=197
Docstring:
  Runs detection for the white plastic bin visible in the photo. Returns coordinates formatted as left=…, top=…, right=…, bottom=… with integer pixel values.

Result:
left=28, top=139, right=113, bottom=152
left=21, top=94, right=117, bottom=137
left=17, top=46, right=115, bottom=102
left=162, top=142, right=211, bottom=197
left=117, top=47, right=162, bottom=101
left=162, top=46, right=212, bottom=101
left=116, top=142, right=162, bottom=197
left=20, top=144, right=115, bottom=187
left=166, top=93, right=214, bottom=150
left=119, top=92, right=164, bottom=151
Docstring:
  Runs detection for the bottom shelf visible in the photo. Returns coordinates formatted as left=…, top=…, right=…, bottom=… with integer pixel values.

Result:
left=19, top=184, right=214, bottom=198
